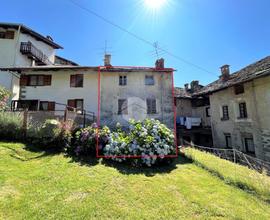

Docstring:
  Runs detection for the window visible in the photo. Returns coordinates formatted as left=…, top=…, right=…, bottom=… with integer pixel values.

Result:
left=225, top=134, right=232, bottom=148
left=39, top=101, right=55, bottom=111
left=244, top=137, right=255, bottom=154
left=20, top=75, right=51, bottom=86
left=147, top=99, right=157, bottom=114
left=70, top=74, right=83, bottom=87
left=239, top=102, right=247, bottom=118
left=67, top=99, right=84, bottom=113
left=234, top=84, right=244, bottom=95
left=222, top=105, right=229, bottom=120
left=206, top=107, right=210, bottom=117
left=145, top=75, right=154, bottom=85
left=29, top=75, right=44, bottom=86
left=118, top=99, right=128, bottom=115
left=119, top=75, right=127, bottom=86
left=0, top=31, right=14, bottom=39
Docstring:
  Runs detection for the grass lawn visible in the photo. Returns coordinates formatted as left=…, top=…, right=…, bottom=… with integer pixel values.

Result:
left=0, top=142, right=270, bottom=219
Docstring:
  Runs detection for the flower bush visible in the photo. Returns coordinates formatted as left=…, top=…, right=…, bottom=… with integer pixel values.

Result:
left=67, top=123, right=111, bottom=156
left=103, top=119, right=176, bottom=166
left=0, top=86, right=10, bottom=111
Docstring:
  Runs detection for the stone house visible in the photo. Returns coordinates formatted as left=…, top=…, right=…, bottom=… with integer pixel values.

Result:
left=196, top=56, right=270, bottom=161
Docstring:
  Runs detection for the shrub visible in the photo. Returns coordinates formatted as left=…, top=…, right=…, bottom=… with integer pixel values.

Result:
left=103, top=119, right=176, bottom=166
left=67, top=123, right=111, bottom=157
left=0, top=111, right=23, bottom=140
left=0, top=86, right=10, bottom=111
left=28, top=119, right=73, bottom=150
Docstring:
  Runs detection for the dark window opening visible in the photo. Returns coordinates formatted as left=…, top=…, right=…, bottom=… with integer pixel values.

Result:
left=16, top=100, right=38, bottom=111
left=225, top=134, right=232, bottom=148
left=239, top=102, right=247, bottom=118
left=20, top=75, right=51, bottom=86
left=118, top=99, right=128, bottom=115
left=234, top=84, right=244, bottom=95
left=222, top=105, right=229, bottom=120
left=70, top=74, right=83, bottom=87
left=244, top=137, right=255, bottom=154
left=147, top=99, right=157, bottom=114
left=39, top=101, right=55, bottom=111
left=145, top=75, right=154, bottom=85
left=67, top=99, right=84, bottom=113
left=119, top=75, right=127, bottom=86
left=206, top=107, right=210, bottom=117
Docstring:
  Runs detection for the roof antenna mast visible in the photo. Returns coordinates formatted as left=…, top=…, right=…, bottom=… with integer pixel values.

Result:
left=153, top=42, right=159, bottom=59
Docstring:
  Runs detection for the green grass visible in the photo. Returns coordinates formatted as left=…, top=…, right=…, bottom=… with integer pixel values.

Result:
left=184, top=147, right=270, bottom=202
left=0, top=142, right=270, bottom=219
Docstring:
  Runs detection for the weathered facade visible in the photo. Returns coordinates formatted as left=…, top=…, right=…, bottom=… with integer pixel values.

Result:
left=1, top=61, right=175, bottom=129
left=196, top=56, right=270, bottom=161
left=100, top=67, right=174, bottom=128
left=175, top=81, right=212, bottom=146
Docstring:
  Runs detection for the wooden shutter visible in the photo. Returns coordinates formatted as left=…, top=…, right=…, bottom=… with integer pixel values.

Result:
left=77, top=74, right=83, bottom=87
left=70, top=75, right=76, bottom=87
left=48, top=102, right=55, bottom=111
left=5, top=31, right=14, bottom=39
left=20, top=75, right=28, bottom=86
left=67, top=99, right=75, bottom=111
left=44, top=75, right=52, bottom=86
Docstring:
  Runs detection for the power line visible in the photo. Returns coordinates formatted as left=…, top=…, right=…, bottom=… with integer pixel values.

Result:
left=68, top=0, right=216, bottom=76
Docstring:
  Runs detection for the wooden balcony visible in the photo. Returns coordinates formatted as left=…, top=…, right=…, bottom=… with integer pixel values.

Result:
left=20, top=42, right=53, bottom=65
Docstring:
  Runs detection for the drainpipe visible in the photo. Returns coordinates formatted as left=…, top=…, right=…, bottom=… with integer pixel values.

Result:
left=13, top=25, right=21, bottom=67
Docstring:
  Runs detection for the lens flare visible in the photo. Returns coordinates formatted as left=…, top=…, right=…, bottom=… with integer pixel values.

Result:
left=144, top=0, right=167, bottom=10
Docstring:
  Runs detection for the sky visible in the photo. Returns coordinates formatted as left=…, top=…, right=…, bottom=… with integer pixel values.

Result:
left=1, top=0, right=270, bottom=87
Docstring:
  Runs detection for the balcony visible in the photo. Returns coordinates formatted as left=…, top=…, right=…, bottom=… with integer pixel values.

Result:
left=20, top=41, right=53, bottom=65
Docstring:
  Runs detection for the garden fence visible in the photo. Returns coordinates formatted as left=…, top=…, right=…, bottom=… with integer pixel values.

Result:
left=181, top=140, right=270, bottom=175
left=5, top=108, right=96, bottom=137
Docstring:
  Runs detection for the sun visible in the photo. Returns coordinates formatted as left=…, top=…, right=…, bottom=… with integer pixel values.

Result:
left=144, top=0, right=167, bottom=10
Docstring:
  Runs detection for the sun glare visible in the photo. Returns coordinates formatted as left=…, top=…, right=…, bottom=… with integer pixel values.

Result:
left=144, top=0, right=167, bottom=10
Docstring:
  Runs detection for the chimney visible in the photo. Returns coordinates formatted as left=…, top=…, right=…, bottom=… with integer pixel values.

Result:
left=184, top=83, right=189, bottom=91
left=220, top=64, right=230, bottom=81
left=190, top=80, right=200, bottom=91
left=155, top=58, right=164, bottom=69
left=104, top=54, right=111, bottom=66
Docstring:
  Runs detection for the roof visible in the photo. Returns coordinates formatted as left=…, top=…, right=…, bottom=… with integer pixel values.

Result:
left=195, top=56, right=270, bottom=95
left=0, top=22, right=63, bottom=49
left=174, top=87, right=192, bottom=98
left=0, top=65, right=174, bottom=73
left=54, top=55, right=78, bottom=66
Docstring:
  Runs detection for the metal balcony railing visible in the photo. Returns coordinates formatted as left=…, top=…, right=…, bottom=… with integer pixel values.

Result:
left=20, top=41, right=53, bottom=65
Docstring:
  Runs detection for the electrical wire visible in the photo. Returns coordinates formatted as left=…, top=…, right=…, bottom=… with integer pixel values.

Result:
left=68, top=0, right=216, bottom=76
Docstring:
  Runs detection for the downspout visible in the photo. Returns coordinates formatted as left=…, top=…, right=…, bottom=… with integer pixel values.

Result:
left=13, top=25, right=21, bottom=66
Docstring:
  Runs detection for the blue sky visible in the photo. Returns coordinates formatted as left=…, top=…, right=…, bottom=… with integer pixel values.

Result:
left=1, top=0, right=270, bottom=87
